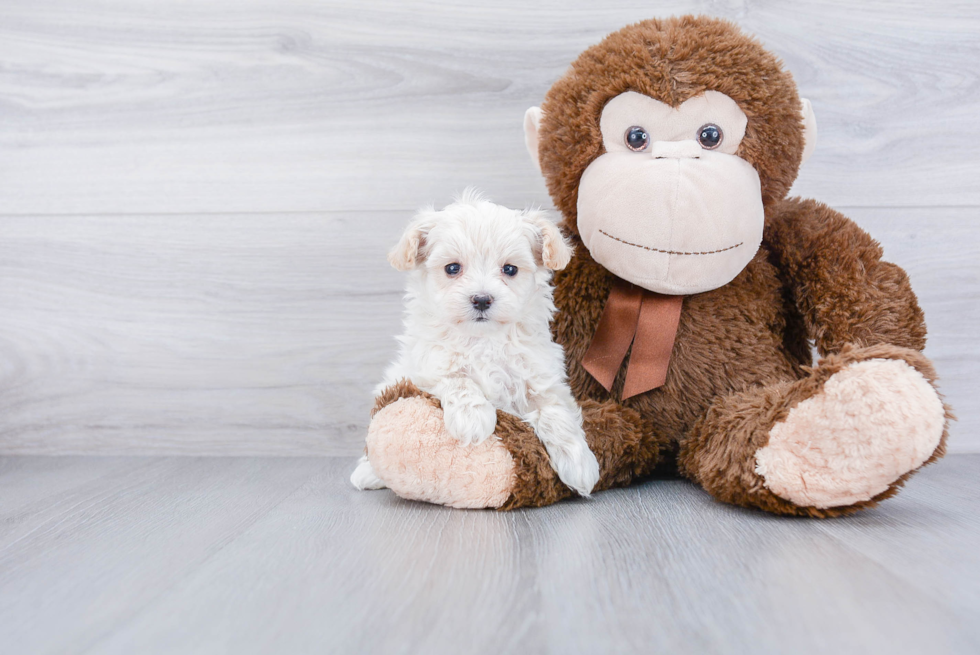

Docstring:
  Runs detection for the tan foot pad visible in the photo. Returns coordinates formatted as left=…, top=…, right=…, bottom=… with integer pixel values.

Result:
left=366, top=397, right=516, bottom=509
left=755, top=359, right=945, bottom=509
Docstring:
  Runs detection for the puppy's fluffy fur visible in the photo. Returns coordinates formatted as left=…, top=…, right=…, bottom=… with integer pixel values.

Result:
left=351, top=191, right=600, bottom=496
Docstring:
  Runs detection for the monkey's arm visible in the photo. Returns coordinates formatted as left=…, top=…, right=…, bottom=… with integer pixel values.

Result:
left=763, top=197, right=927, bottom=356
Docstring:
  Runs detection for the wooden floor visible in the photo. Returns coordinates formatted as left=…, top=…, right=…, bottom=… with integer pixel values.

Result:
left=1, top=454, right=977, bottom=654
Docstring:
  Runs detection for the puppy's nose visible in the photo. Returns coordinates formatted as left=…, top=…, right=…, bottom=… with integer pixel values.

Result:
left=471, top=294, right=493, bottom=312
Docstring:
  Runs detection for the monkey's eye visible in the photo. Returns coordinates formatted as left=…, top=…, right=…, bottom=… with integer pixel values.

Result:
left=445, top=263, right=461, bottom=276
left=502, top=264, right=518, bottom=277
left=624, top=126, right=649, bottom=152
left=697, top=124, right=723, bottom=150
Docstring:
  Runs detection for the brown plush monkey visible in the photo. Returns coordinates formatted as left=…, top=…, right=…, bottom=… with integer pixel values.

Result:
left=363, top=16, right=950, bottom=516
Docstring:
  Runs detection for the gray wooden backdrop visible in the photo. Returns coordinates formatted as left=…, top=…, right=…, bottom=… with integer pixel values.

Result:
left=1, top=0, right=977, bottom=455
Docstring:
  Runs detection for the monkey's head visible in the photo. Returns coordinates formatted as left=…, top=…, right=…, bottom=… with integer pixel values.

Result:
left=524, top=16, right=817, bottom=294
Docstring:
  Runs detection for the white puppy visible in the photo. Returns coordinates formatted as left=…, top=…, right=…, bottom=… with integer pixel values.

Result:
left=351, top=191, right=600, bottom=497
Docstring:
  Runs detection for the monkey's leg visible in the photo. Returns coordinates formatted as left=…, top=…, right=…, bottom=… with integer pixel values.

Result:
left=365, top=380, right=666, bottom=509
left=678, top=344, right=950, bottom=517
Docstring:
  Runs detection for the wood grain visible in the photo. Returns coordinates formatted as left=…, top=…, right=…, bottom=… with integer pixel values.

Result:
left=0, top=212, right=405, bottom=455
left=0, top=457, right=328, bottom=654
left=0, top=455, right=977, bottom=654
left=0, top=1, right=976, bottom=455
left=0, top=207, right=975, bottom=455
left=0, top=0, right=978, bottom=214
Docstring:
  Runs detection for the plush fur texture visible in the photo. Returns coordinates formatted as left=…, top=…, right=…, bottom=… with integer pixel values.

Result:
left=678, top=344, right=951, bottom=517
left=756, top=358, right=946, bottom=508
left=364, top=16, right=950, bottom=516
left=576, top=89, right=767, bottom=294
left=352, top=193, right=600, bottom=496
left=538, top=15, right=806, bottom=232
left=367, top=392, right=516, bottom=509
left=368, top=379, right=653, bottom=510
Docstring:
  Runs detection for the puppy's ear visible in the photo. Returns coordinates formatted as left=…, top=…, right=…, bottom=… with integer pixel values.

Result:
left=523, top=209, right=573, bottom=271
left=388, top=209, right=438, bottom=271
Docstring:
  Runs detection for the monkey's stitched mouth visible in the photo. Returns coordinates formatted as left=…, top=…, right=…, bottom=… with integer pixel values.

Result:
left=598, top=229, right=743, bottom=256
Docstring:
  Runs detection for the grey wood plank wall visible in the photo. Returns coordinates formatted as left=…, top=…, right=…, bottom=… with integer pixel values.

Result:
left=1, top=0, right=978, bottom=454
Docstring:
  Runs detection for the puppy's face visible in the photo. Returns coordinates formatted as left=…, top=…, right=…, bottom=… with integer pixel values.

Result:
left=389, top=194, right=572, bottom=331
left=423, top=209, right=537, bottom=329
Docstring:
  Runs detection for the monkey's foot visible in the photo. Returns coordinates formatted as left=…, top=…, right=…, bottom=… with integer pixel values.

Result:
left=366, top=380, right=654, bottom=510
left=755, top=351, right=947, bottom=509
left=366, top=393, right=517, bottom=509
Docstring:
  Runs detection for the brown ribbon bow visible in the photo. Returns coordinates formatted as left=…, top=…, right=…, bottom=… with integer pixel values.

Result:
left=582, top=278, right=684, bottom=399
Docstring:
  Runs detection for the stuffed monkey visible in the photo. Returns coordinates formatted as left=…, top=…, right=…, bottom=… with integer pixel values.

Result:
left=363, top=16, right=950, bottom=516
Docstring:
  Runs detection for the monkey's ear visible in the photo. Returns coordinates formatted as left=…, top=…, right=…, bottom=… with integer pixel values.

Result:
left=524, top=107, right=543, bottom=174
left=524, top=209, right=572, bottom=271
left=800, top=98, right=818, bottom=165
left=388, top=210, right=438, bottom=271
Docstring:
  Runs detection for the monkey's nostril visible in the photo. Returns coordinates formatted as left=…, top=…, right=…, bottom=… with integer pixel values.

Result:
left=471, top=295, right=493, bottom=311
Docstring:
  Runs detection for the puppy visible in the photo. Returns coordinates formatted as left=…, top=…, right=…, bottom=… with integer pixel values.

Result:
left=351, top=191, right=600, bottom=496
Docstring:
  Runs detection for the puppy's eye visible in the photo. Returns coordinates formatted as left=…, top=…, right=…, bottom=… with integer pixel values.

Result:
left=697, top=124, right=723, bottom=150
left=502, top=264, right=518, bottom=277
left=625, top=126, right=649, bottom=152
left=444, top=263, right=461, bottom=276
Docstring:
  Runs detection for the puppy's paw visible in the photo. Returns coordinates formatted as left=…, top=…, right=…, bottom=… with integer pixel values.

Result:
left=350, top=455, right=387, bottom=490
left=443, top=398, right=498, bottom=446
left=544, top=433, right=600, bottom=497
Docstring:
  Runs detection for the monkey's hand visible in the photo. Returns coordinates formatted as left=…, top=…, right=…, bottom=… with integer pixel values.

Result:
left=365, top=380, right=516, bottom=509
